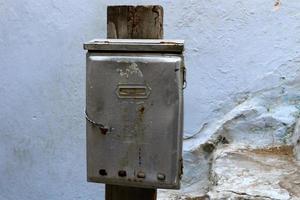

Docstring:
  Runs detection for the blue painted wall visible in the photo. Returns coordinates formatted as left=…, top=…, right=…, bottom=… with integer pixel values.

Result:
left=1, top=0, right=300, bottom=199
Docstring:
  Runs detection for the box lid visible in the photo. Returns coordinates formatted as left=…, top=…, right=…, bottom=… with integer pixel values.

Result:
left=84, top=39, right=184, bottom=53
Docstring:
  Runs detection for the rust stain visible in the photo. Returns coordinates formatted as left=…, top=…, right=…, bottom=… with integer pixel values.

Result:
left=249, top=146, right=294, bottom=156
left=159, top=41, right=182, bottom=45
left=139, top=106, right=145, bottom=115
left=137, top=105, right=145, bottom=123
left=99, top=127, right=108, bottom=135
left=137, top=106, right=145, bottom=167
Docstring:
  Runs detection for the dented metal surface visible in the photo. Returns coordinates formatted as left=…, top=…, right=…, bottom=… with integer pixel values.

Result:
left=85, top=40, right=185, bottom=189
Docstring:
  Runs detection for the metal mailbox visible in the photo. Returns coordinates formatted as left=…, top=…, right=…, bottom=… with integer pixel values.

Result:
left=84, top=39, right=185, bottom=189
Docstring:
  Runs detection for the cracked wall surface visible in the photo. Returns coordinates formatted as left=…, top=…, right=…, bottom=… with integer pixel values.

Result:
left=1, top=0, right=300, bottom=200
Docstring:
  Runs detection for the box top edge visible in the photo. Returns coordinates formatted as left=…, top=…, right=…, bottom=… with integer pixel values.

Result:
left=84, top=39, right=184, bottom=52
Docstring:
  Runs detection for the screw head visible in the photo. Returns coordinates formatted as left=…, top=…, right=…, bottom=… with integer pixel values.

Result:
left=157, top=173, right=165, bottom=181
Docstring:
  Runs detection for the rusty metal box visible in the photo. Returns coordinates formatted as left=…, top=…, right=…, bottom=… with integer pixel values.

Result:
left=84, top=39, right=185, bottom=189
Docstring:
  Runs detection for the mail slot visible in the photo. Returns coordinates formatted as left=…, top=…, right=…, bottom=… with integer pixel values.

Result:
left=84, top=39, right=185, bottom=189
left=117, top=85, right=150, bottom=99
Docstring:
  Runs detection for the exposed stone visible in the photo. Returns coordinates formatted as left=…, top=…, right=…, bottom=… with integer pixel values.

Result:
left=158, top=65, right=300, bottom=199
left=208, top=146, right=299, bottom=199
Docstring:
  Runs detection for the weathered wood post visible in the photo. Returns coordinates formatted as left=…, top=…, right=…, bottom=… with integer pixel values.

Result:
left=107, top=5, right=163, bottom=39
left=105, top=5, right=164, bottom=200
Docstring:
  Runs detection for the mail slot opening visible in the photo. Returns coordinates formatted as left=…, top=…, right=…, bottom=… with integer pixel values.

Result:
left=116, top=85, right=150, bottom=99
left=120, top=88, right=146, bottom=96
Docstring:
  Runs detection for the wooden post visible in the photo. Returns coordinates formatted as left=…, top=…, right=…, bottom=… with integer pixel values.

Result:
left=105, top=5, right=164, bottom=200
left=105, top=185, right=157, bottom=200
left=107, top=5, right=163, bottom=39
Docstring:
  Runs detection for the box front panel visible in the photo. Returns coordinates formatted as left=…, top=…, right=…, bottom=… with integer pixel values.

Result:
left=86, top=53, right=183, bottom=189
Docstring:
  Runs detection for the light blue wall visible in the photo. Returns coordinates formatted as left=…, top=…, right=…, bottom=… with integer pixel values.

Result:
left=1, top=0, right=300, bottom=199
